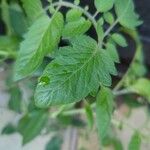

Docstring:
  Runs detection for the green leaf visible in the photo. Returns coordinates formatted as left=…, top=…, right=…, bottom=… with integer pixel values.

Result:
left=95, top=0, right=114, bottom=12
left=17, top=110, right=48, bottom=144
left=115, top=0, right=142, bottom=29
left=112, top=139, right=123, bottom=150
left=14, top=12, right=64, bottom=81
left=35, top=35, right=117, bottom=108
left=21, top=0, right=45, bottom=24
left=45, top=135, right=63, bottom=150
left=74, top=0, right=80, bottom=5
left=130, top=62, right=147, bottom=78
left=96, top=87, right=114, bottom=142
left=129, top=78, right=150, bottom=102
left=1, top=0, right=13, bottom=35
left=1, top=123, right=16, bottom=135
left=0, top=36, right=19, bottom=52
left=111, top=33, right=127, bottom=47
left=96, top=18, right=104, bottom=38
left=106, top=43, right=120, bottom=63
left=0, top=36, right=19, bottom=60
left=85, top=102, right=94, bottom=130
left=103, top=12, right=114, bottom=25
left=8, top=85, right=22, bottom=113
left=9, top=3, right=28, bottom=36
left=63, top=17, right=91, bottom=38
left=66, top=8, right=82, bottom=22
left=102, top=136, right=123, bottom=150
left=128, top=132, right=141, bottom=150
left=58, top=115, right=85, bottom=127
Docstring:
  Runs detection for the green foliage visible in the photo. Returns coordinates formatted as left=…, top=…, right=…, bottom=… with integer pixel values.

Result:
left=8, top=85, right=22, bottom=113
left=95, top=0, right=114, bottom=12
left=111, top=33, right=127, bottom=47
left=96, top=87, right=114, bottom=142
left=0, top=36, right=19, bottom=60
left=96, top=19, right=104, bottom=37
left=35, top=35, right=117, bottom=107
left=64, top=8, right=91, bottom=38
left=129, top=78, right=150, bottom=102
left=9, top=3, right=28, bottom=36
left=21, top=0, right=45, bottom=24
left=17, top=109, right=48, bottom=144
left=1, top=0, right=12, bottom=35
left=106, top=43, right=120, bottom=63
left=1, top=124, right=16, bottom=135
left=102, top=135, right=123, bottom=150
left=45, top=135, right=63, bottom=150
left=0, top=0, right=147, bottom=149
left=14, top=12, right=64, bottom=80
left=85, top=102, right=94, bottom=130
left=63, top=17, right=91, bottom=38
left=128, top=132, right=141, bottom=150
left=66, top=8, right=82, bottom=22
left=103, top=12, right=114, bottom=25
left=115, top=0, right=142, bottom=29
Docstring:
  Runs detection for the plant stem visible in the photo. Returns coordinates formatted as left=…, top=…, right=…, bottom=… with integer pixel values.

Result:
left=61, top=108, right=85, bottom=116
left=0, top=51, right=9, bottom=57
left=113, top=89, right=133, bottom=96
left=51, top=88, right=133, bottom=117
left=51, top=1, right=97, bottom=29
left=93, top=10, right=99, bottom=18
left=103, top=19, right=118, bottom=38
left=59, top=106, right=150, bottom=141
left=0, top=50, right=17, bottom=59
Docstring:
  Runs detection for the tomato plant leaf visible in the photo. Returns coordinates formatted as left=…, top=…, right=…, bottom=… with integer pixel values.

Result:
left=103, top=12, right=114, bottom=25
left=21, top=0, right=45, bottom=24
left=63, top=17, right=91, bottom=38
left=96, top=87, right=114, bottom=142
left=0, top=35, right=19, bottom=53
left=102, top=135, right=123, bottom=150
left=35, top=35, right=117, bottom=108
left=8, top=85, right=22, bottom=113
left=45, top=135, right=63, bottom=150
left=17, top=110, right=48, bottom=144
left=94, top=0, right=114, bottom=12
left=129, top=78, right=150, bottom=102
left=14, top=12, right=64, bottom=81
left=9, top=3, right=28, bottom=36
left=66, top=8, right=82, bottom=22
left=128, top=132, right=141, bottom=150
left=111, top=33, right=127, bottom=47
left=106, top=43, right=120, bottom=63
left=115, top=0, right=143, bottom=29
left=1, top=123, right=16, bottom=135
left=85, top=102, right=94, bottom=130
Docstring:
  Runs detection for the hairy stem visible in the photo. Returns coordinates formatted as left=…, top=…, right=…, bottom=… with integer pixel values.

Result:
left=0, top=50, right=17, bottom=59
left=103, top=19, right=118, bottom=38
left=50, top=88, right=133, bottom=117
left=113, top=89, right=133, bottom=96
